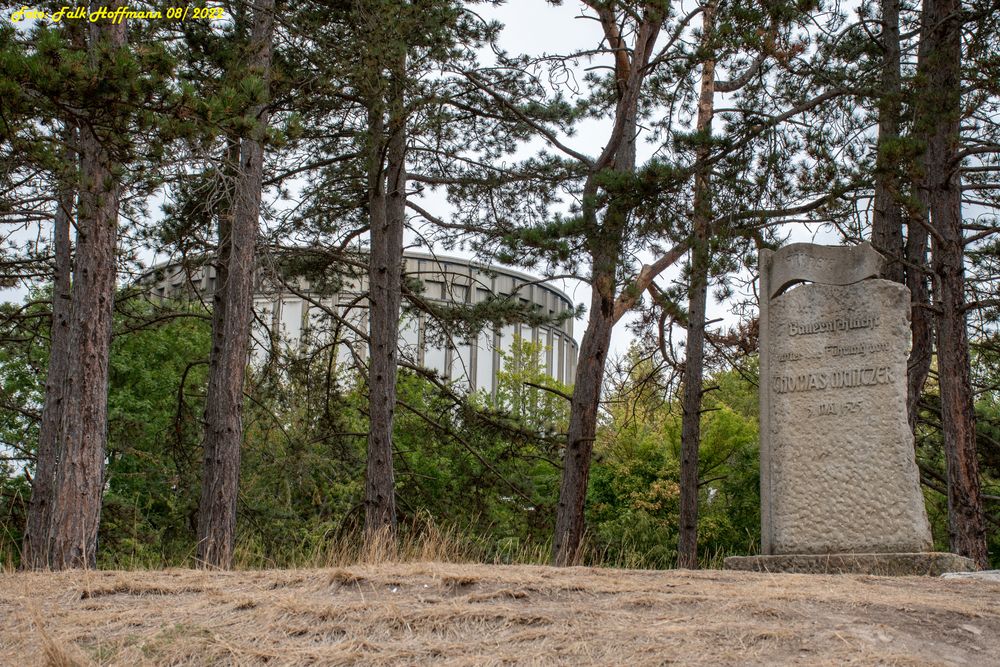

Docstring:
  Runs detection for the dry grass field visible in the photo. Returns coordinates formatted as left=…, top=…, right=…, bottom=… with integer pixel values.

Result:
left=2, top=562, right=998, bottom=666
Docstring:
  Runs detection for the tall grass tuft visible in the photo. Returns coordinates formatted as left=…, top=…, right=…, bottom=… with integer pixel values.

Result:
left=226, top=513, right=736, bottom=571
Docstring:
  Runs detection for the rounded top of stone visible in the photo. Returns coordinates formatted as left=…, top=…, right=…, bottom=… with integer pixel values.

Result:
left=762, top=242, right=885, bottom=300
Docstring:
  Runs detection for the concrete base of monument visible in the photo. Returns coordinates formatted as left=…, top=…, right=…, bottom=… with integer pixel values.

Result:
left=723, top=552, right=977, bottom=576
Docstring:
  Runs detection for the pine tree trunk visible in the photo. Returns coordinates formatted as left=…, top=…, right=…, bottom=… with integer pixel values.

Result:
left=551, top=262, right=616, bottom=565
left=364, top=52, right=407, bottom=552
left=877, top=0, right=929, bottom=433
left=47, top=13, right=126, bottom=568
left=919, top=0, right=988, bottom=568
left=196, top=0, right=273, bottom=569
left=934, top=207, right=987, bottom=568
left=871, top=0, right=905, bottom=284
left=22, top=125, right=76, bottom=570
left=678, top=258, right=708, bottom=569
left=906, top=15, right=935, bottom=433
left=677, top=3, right=716, bottom=569
left=905, top=224, right=932, bottom=430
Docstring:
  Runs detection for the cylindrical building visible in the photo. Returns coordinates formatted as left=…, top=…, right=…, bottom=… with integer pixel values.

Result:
left=140, top=251, right=579, bottom=394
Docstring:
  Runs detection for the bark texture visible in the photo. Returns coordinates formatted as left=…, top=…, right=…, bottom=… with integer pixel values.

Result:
left=918, top=0, right=988, bottom=568
left=196, top=0, right=274, bottom=569
left=22, top=126, right=76, bottom=570
left=904, top=15, right=936, bottom=433
left=905, top=222, right=932, bottom=431
left=871, top=0, right=905, bottom=285
left=364, top=52, right=407, bottom=550
left=552, top=263, right=617, bottom=565
left=47, top=14, right=126, bottom=569
left=677, top=1, right=716, bottom=570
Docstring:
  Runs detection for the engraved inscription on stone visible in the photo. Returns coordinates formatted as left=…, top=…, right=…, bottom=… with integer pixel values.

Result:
left=759, top=244, right=932, bottom=556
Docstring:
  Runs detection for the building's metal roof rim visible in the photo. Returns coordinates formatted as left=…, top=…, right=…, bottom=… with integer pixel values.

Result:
left=140, top=250, right=579, bottom=305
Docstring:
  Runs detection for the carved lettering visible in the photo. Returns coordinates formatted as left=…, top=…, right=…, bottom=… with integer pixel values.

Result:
left=784, top=251, right=831, bottom=270
left=787, top=314, right=880, bottom=337
left=805, top=400, right=864, bottom=417
left=825, top=341, right=890, bottom=357
left=772, top=366, right=893, bottom=394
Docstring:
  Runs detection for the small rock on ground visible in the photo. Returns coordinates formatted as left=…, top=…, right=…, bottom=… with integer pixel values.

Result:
left=941, top=570, right=1000, bottom=581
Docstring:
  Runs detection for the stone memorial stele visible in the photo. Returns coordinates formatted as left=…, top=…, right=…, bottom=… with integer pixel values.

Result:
left=724, top=243, right=977, bottom=575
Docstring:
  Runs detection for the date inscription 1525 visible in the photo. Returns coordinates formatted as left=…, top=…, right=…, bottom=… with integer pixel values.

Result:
left=806, top=400, right=863, bottom=417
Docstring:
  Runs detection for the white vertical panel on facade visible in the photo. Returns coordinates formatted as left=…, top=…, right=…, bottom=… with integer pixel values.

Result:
left=558, top=335, right=565, bottom=384
left=475, top=329, right=493, bottom=393
left=567, top=341, right=576, bottom=383
left=252, top=299, right=273, bottom=343
left=545, top=328, right=554, bottom=376
left=498, top=323, right=516, bottom=374
left=279, top=298, right=302, bottom=347
left=335, top=342, right=353, bottom=368
left=451, top=341, right=472, bottom=386
left=249, top=299, right=274, bottom=363
left=399, top=314, right=420, bottom=364
left=424, top=343, right=447, bottom=376
left=306, top=302, right=330, bottom=347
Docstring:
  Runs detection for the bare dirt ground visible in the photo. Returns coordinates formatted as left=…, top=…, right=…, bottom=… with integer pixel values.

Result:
left=1, top=563, right=998, bottom=666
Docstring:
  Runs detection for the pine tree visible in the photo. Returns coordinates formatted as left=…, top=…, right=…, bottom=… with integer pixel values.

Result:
left=669, top=0, right=798, bottom=569
left=285, top=0, right=524, bottom=554
left=916, top=0, right=988, bottom=568
left=21, top=122, right=75, bottom=569
left=43, top=5, right=128, bottom=569
left=197, top=0, right=277, bottom=569
left=677, top=0, right=719, bottom=571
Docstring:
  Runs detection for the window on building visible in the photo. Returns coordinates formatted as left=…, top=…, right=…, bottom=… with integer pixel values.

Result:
left=425, top=281, right=443, bottom=300
left=499, top=323, right=517, bottom=374
left=450, top=284, right=469, bottom=303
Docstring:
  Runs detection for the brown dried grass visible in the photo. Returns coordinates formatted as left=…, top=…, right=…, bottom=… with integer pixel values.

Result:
left=227, top=515, right=555, bottom=572
left=2, top=562, right=998, bottom=666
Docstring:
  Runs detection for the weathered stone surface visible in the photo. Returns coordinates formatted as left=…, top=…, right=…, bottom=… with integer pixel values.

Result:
left=759, top=244, right=933, bottom=556
left=764, top=242, right=884, bottom=299
left=724, top=553, right=976, bottom=576
left=940, top=570, right=1000, bottom=582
